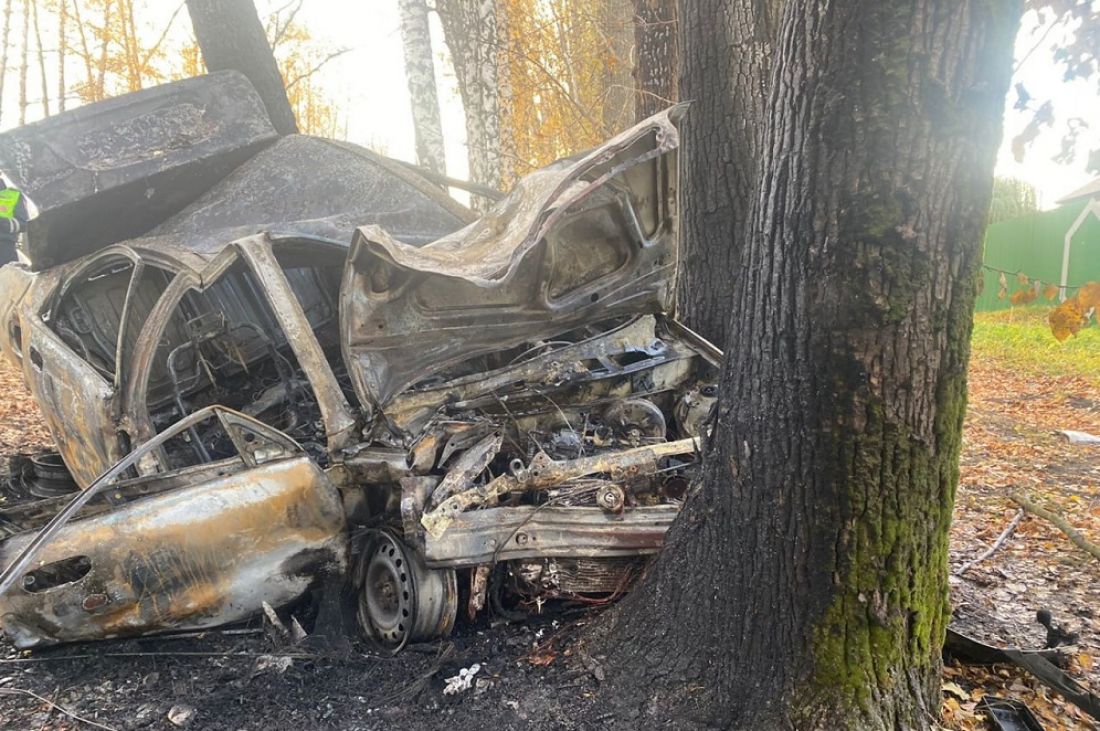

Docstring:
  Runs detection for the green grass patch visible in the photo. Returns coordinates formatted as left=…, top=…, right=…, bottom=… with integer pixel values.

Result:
left=971, top=307, right=1100, bottom=383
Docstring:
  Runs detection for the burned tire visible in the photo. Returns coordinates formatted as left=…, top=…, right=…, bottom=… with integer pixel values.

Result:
left=354, top=531, right=457, bottom=653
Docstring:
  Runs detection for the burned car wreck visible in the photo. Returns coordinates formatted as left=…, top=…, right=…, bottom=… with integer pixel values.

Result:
left=0, top=72, right=718, bottom=651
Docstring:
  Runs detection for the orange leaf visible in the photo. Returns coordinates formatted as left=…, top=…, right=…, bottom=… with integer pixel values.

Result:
left=1043, top=283, right=1059, bottom=300
left=1049, top=299, right=1087, bottom=341
left=1078, top=282, right=1100, bottom=309
left=1009, top=289, right=1036, bottom=305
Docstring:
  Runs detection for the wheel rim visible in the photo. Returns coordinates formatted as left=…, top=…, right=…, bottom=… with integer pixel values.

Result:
left=356, top=532, right=457, bottom=652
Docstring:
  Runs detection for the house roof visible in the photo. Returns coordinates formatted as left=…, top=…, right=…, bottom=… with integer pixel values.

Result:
left=1056, top=177, right=1100, bottom=206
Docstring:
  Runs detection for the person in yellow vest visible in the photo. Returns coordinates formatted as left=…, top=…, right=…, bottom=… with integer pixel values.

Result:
left=0, top=172, right=36, bottom=263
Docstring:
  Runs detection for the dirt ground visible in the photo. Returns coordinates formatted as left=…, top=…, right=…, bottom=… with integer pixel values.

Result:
left=0, top=318, right=1097, bottom=730
left=943, top=355, right=1100, bottom=730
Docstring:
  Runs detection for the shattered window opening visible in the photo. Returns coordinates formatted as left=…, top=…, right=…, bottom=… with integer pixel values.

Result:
left=146, top=258, right=342, bottom=470
left=48, top=255, right=175, bottom=382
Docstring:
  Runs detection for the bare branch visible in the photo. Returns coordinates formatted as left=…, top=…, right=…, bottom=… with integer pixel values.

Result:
left=139, top=0, right=186, bottom=75
left=284, top=47, right=349, bottom=90
left=955, top=508, right=1025, bottom=575
left=0, top=687, right=119, bottom=731
left=271, top=0, right=305, bottom=49
left=1010, top=491, right=1100, bottom=562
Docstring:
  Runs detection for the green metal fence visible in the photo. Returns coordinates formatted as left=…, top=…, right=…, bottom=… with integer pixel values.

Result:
left=976, top=199, right=1100, bottom=312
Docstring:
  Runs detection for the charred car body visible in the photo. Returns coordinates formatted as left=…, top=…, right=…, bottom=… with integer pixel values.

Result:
left=0, top=72, right=717, bottom=651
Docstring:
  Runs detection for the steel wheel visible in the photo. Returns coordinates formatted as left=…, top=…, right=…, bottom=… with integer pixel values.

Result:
left=355, top=531, right=457, bottom=652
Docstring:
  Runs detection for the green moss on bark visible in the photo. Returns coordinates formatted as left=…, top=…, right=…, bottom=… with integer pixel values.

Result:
left=803, top=365, right=968, bottom=723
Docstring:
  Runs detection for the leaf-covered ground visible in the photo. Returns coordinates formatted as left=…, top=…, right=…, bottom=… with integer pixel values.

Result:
left=944, top=309, right=1100, bottom=730
left=0, top=307, right=1096, bottom=729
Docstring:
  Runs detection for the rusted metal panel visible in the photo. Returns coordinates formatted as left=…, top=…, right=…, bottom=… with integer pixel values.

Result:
left=421, top=505, right=678, bottom=567
left=341, top=107, right=685, bottom=409
left=236, top=238, right=358, bottom=449
left=0, top=457, right=346, bottom=649
left=420, top=437, right=699, bottom=540
left=20, top=308, right=123, bottom=488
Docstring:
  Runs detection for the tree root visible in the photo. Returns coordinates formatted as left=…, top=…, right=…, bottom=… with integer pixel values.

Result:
left=1009, top=491, right=1100, bottom=561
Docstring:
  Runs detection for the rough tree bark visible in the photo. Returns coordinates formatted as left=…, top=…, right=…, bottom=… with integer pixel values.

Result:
left=632, top=0, right=677, bottom=119
left=185, top=0, right=298, bottom=135
left=672, top=0, right=780, bottom=349
left=438, top=0, right=505, bottom=207
left=590, top=1, right=1021, bottom=728
left=398, top=0, right=446, bottom=175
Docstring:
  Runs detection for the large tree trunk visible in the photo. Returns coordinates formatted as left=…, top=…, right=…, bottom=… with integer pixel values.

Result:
left=590, top=1, right=1020, bottom=727
left=672, top=0, right=780, bottom=348
left=185, top=0, right=298, bottom=135
left=438, top=0, right=505, bottom=207
left=398, top=0, right=446, bottom=175
left=632, top=0, right=677, bottom=119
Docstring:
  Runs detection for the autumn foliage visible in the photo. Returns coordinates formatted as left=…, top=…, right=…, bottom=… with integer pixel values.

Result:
left=992, top=268, right=1100, bottom=342
left=499, top=0, right=633, bottom=180
left=1049, top=281, right=1100, bottom=341
left=0, top=0, right=341, bottom=135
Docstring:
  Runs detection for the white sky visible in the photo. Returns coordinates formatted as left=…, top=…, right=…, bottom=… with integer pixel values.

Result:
left=0, top=1, right=1096, bottom=208
left=994, top=8, right=1100, bottom=207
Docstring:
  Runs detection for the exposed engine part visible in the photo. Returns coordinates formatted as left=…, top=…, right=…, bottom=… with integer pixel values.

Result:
left=511, top=556, right=644, bottom=597
left=676, top=383, right=718, bottom=438
left=545, top=477, right=611, bottom=506
left=595, top=484, right=625, bottom=513
left=602, top=398, right=666, bottom=444
left=420, top=437, right=699, bottom=540
left=354, top=531, right=457, bottom=653
left=428, top=432, right=501, bottom=509
left=660, top=474, right=690, bottom=500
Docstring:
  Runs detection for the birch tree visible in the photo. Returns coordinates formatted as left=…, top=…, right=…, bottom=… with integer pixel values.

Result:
left=397, top=0, right=446, bottom=175
left=437, top=0, right=505, bottom=205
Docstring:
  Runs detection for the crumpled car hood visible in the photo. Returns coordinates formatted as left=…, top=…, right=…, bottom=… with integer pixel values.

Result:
left=340, top=106, right=684, bottom=410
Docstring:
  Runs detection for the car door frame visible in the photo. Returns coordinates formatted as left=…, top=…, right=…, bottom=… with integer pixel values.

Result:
left=19, top=245, right=155, bottom=487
